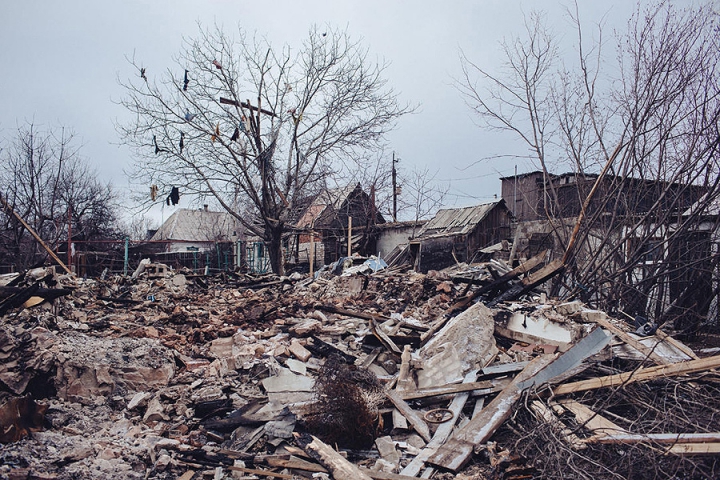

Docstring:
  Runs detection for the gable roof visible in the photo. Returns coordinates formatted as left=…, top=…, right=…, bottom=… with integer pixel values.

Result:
left=295, top=183, right=362, bottom=228
left=150, top=208, right=239, bottom=242
left=417, top=200, right=507, bottom=238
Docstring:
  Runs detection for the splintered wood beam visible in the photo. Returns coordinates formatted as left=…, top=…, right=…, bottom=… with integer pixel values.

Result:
left=587, top=432, right=720, bottom=445
left=227, top=466, right=293, bottom=479
left=530, top=400, right=586, bottom=450
left=555, top=399, right=626, bottom=437
left=385, top=389, right=432, bottom=442
left=293, top=433, right=372, bottom=480
left=552, top=354, right=720, bottom=396
left=400, top=370, right=477, bottom=477
left=427, top=354, right=555, bottom=472
left=487, top=258, right=565, bottom=307
left=586, top=316, right=671, bottom=365
left=654, top=330, right=700, bottom=360
left=666, top=443, right=720, bottom=455
left=0, top=193, right=71, bottom=274
left=399, top=378, right=509, bottom=401
left=421, top=250, right=549, bottom=346
left=427, top=327, right=610, bottom=472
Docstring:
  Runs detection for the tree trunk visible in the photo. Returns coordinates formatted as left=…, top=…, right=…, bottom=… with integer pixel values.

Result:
left=266, top=224, right=284, bottom=275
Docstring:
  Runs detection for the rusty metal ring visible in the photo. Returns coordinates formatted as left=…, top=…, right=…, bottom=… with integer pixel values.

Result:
left=423, top=408, right=454, bottom=424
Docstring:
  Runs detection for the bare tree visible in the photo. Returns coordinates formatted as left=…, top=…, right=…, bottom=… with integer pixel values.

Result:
left=460, top=2, right=720, bottom=329
left=0, top=122, right=120, bottom=270
left=118, top=25, right=408, bottom=274
left=396, top=165, right=449, bottom=237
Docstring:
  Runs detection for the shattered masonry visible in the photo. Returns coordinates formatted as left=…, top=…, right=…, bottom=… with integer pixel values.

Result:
left=1, top=257, right=719, bottom=480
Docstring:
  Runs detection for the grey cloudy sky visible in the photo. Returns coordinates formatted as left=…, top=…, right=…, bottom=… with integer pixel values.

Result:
left=0, top=1, right=638, bottom=223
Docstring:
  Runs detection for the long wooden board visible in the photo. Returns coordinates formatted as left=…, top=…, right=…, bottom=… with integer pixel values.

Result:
left=552, top=354, right=720, bottom=396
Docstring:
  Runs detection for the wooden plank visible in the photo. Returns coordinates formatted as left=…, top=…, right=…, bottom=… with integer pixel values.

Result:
left=400, top=370, right=477, bottom=477
left=588, top=316, right=670, bottom=365
left=587, top=432, right=720, bottom=445
left=481, top=361, right=529, bottom=375
left=177, top=471, right=195, bottom=480
left=654, top=330, right=700, bottom=360
left=427, top=354, right=555, bottom=472
left=0, top=193, right=72, bottom=274
left=385, top=390, right=432, bottom=442
left=427, top=327, right=611, bottom=472
left=487, top=258, right=565, bottom=307
left=293, top=433, right=372, bottom=480
left=530, top=400, right=585, bottom=449
left=262, top=455, right=327, bottom=473
left=420, top=250, right=548, bottom=345
left=556, top=399, right=626, bottom=437
left=358, top=467, right=434, bottom=480
left=399, top=378, right=508, bottom=401
left=552, top=354, right=720, bottom=396
left=227, top=465, right=294, bottom=479
left=370, top=317, right=402, bottom=354
left=666, top=443, right=720, bottom=455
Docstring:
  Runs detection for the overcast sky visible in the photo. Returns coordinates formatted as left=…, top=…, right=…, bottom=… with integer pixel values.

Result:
left=0, top=1, right=640, bottom=224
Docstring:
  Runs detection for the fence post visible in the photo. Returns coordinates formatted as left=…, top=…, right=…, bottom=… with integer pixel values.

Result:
left=123, top=237, right=129, bottom=276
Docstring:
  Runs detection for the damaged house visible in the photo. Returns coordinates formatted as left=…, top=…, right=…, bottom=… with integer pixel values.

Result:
left=500, top=170, right=715, bottom=327
left=287, top=183, right=385, bottom=271
left=409, top=200, right=513, bottom=273
left=145, top=207, right=242, bottom=272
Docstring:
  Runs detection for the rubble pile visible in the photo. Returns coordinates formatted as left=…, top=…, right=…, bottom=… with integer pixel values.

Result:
left=1, top=259, right=719, bottom=479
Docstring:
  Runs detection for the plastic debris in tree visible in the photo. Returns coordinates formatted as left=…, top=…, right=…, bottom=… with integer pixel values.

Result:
left=150, top=185, right=158, bottom=201
left=211, top=123, right=220, bottom=142
left=183, top=69, right=189, bottom=91
left=140, top=67, right=147, bottom=81
left=230, top=128, right=239, bottom=142
left=166, top=187, right=180, bottom=206
left=179, top=132, right=185, bottom=153
left=153, top=135, right=166, bottom=154
left=212, top=60, right=222, bottom=70
left=184, top=110, right=196, bottom=122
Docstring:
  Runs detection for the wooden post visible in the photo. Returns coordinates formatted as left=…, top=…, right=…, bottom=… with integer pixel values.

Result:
left=309, top=232, right=315, bottom=277
left=0, top=192, right=71, bottom=274
left=347, top=216, right=352, bottom=257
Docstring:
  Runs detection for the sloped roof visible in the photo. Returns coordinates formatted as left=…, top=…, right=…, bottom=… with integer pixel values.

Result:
left=295, top=183, right=361, bottom=228
left=150, top=209, right=239, bottom=242
left=417, top=200, right=506, bottom=238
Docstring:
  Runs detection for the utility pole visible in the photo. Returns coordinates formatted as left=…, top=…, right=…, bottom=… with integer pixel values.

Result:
left=392, top=152, right=399, bottom=222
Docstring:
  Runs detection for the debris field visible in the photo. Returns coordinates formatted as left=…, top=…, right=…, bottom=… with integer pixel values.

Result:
left=1, top=256, right=719, bottom=480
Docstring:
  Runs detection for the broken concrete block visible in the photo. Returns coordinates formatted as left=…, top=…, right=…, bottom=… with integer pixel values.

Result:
left=555, top=300, right=584, bottom=316
left=419, top=301, right=498, bottom=374
left=261, top=368, right=315, bottom=393
left=392, top=409, right=409, bottom=430
left=127, top=392, right=151, bottom=411
left=290, top=318, right=322, bottom=336
left=495, top=310, right=583, bottom=351
left=416, top=343, right=463, bottom=389
left=286, top=358, right=307, bottom=375
left=210, top=337, right=234, bottom=359
left=375, top=435, right=400, bottom=466
left=143, top=396, right=166, bottom=423
left=580, top=308, right=608, bottom=324
left=289, top=340, right=312, bottom=362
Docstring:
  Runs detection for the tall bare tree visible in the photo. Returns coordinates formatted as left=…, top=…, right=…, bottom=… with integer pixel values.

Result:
left=119, top=25, right=408, bottom=274
left=460, top=2, right=720, bottom=329
left=0, top=122, right=120, bottom=271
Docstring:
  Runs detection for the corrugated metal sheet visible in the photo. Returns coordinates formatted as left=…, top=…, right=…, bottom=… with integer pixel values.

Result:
left=418, top=201, right=502, bottom=238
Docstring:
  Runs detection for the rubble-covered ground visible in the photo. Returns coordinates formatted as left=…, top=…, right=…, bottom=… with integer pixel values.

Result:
left=1, top=261, right=719, bottom=479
